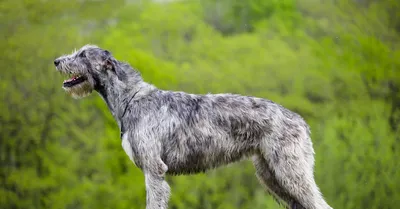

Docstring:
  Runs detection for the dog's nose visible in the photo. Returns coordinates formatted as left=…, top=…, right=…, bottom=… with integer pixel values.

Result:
left=54, top=59, right=60, bottom=66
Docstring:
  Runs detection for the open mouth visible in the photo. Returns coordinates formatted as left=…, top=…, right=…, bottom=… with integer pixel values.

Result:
left=63, top=74, right=87, bottom=87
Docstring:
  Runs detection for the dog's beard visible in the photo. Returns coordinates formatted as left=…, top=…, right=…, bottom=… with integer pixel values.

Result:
left=63, top=80, right=93, bottom=99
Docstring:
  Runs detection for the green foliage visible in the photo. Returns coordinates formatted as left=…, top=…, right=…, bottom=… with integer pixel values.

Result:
left=1, top=0, right=399, bottom=209
left=201, top=0, right=299, bottom=34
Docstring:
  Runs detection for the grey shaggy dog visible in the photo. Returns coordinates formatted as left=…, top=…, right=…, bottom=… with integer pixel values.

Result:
left=54, top=45, right=333, bottom=209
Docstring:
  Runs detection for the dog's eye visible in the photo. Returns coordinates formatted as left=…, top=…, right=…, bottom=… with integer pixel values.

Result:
left=79, top=52, right=86, bottom=58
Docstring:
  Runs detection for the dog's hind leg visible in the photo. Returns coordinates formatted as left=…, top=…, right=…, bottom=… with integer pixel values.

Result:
left=253, top=155, right=304, bottom=209
left=259, top=135, right=332, bottom=209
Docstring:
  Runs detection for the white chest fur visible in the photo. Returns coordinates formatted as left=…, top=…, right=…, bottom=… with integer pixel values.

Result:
left=121, top=133, right=136, bottom=166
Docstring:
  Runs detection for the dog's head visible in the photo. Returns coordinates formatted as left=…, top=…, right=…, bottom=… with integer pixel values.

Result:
left=54, top=45, right=120, bottom=99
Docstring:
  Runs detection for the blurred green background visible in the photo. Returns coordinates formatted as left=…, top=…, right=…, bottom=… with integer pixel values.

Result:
left=1, top=0, right=399, bottom=208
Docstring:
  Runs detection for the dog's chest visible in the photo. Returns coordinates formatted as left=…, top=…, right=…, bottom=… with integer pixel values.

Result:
left=121, top=133, right=137, bottom=166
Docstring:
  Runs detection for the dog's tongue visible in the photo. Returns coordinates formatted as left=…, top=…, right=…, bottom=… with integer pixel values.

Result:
left=64, top=75, right=78, bottom=83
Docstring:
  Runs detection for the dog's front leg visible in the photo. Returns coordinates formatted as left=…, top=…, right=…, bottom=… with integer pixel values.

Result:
left=144, top=159, right=170, bottom=209
left=126, top=130, right=170, bottom=208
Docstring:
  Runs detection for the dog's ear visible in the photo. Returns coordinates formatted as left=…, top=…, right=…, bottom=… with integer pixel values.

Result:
left=102, top=49, right=127, bottom=81
left=114, top=62, right=128, bottom=81
left=102, top=50, right=114, bottom=71
left=103, top=50, right=111, bottom=58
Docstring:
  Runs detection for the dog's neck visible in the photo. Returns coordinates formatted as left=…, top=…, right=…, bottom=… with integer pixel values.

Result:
left=97, top=78, right=155, bottom=117
left=95, top=60, right=157, bottom=137
left=96, top=74, right=156, bottom=136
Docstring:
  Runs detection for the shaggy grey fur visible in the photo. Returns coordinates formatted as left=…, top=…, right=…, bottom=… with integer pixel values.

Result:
left=54, top=45, right=333, bottom=209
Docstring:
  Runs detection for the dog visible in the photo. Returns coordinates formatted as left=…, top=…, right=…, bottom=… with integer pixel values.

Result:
left=54, top=45, right=332, bottom=209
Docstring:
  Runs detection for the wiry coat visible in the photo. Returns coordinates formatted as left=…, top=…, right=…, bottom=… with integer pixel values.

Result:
left=54, top=45, right=333, bottom=209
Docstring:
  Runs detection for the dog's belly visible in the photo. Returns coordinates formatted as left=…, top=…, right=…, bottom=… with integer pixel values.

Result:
left=162, top=141, right=254, bottom=175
